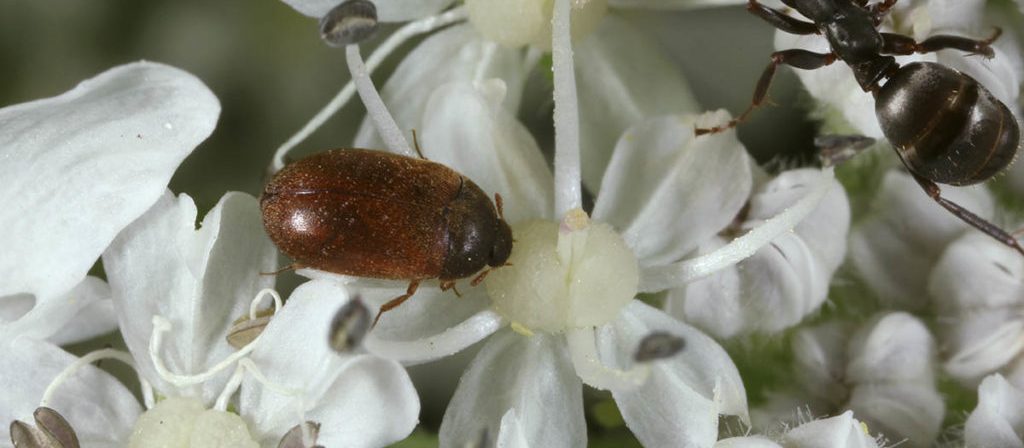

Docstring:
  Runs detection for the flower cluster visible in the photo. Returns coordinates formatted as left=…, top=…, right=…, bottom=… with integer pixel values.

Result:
left=3, top=0, right=1024, bottom=447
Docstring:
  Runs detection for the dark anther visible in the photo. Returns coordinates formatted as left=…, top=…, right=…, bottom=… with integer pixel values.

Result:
left=814, top=134, right=876, bottom=167
left=320, top=0, right=379, bottom=47
left=328, top=296, right=371, bottom=352
left=634, top=331, right=686, bottom=362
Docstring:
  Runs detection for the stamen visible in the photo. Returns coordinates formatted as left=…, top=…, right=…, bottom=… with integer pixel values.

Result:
left=149, top=289, right=284, bottom=388
left=566, top=327, right=649, bottom=391
left=268, top=6, right=468, bottom=175
left=363, top=309, right=505, bottom=364
left=346, top=44, right=414, bottom=157
left=639, top=167, right=836, bottom=292
left=40, top=348, right=156, bottom=410
left=551, top=0, right=583, bottom=217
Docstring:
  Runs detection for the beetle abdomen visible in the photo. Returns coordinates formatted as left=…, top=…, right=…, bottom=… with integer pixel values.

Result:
left=876, top=62, right=1020, bottom=186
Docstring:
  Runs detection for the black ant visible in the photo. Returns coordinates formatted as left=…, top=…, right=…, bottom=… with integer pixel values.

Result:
left=698, top=0, right=1023, bottom=256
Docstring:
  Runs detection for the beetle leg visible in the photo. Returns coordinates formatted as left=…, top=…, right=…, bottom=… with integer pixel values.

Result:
left=746, top=0, right=818, bottom=35
left=908, top=172, right=1024, bottom=257
left=440, top=280, right=462, bottom=297
left=411, top=129, right=426, bottom=159
left=372, top=280, right=421, bottom=327
left=881, top=28, right=1001, bottom=59
left=260, top=263, right=302, bottom=276
left=696, top=49, right=836, bottom=135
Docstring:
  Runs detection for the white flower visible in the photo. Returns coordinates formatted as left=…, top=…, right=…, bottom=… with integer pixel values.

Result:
left=850, top=169, right=995, bottom=311
left=716, top=411, right=882, bottom=448
left=929, top=229, right=1024, bottom=386
left=754, top=313, right=944, bottom=447
left=665, top=168, right=850, bottom=339
left=2, top=190, right=420, bottom=447
left=0, top=62, right=219, bottom=345
left=964, top=374, right=1024, bottom=448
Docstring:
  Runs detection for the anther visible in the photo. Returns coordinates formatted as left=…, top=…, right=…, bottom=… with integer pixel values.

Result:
left=277, top=421, right=323, bottom=448
left=9, top=407, right=80, bottom=448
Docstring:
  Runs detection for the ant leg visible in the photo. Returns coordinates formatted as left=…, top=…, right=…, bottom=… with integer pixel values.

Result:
left=908, top=172, right=1024, bottom=257
left=747, top=0, right=818, bottom=35
left=881, top=28, right=1001, bottom=59
left=696, top=50, right=836, bottom=135
left=372, top=280, right=421, bottom=327
left=470, top=269, right=491, bottom=286
left=814, top=134, right=875, bottom=167
left=868, top=0, right=897, bottom=25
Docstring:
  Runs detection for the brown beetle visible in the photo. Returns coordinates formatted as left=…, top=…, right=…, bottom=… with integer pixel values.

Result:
left=261, top=148, right=513, bottom=324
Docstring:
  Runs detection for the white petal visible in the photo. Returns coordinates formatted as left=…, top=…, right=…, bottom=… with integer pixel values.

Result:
left=0, top=276, right=116, bottom=345
left=774, top=30, right=883, bottom=136
left=297, top=271, right=500, bottom=363
left=241, top=280, right=419, bottom=447
left=439, top=330, right=586, bottom=448
left=0, top=338, right=141, bottom=446
left=592, top=112, right=752, bottom=266
left=574, top=15, right=700, bottom=191
left=419, top=81, right=554, bottom=223
left=610, top=0, right=747, bottom=9
left=847, top=383, right=944, bottom=445
left=783, top=411, right=880, bottom=448
left=0, top=62, right=218, bottom=305
left=103, top=191, right=276, bottom=403
left=965, top=374, right=1024, bottom=448
left=666, top=169, right=849, bottom=338
left=354, top=24, right=528, bottom=146
left=849, top=170, right=994, bottom=310
left=598, top=301, right=748, bottom=446
left=846, top=313, right=936, bottom=384
left=279, top=0, right=456, bottom=22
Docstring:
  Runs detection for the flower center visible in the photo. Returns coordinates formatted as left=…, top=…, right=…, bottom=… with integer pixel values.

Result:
left=128, top=397, right=259, bottom=448
left=465, top=0, right=608, bottom=49
left=485, top=209, right=638, bottom=333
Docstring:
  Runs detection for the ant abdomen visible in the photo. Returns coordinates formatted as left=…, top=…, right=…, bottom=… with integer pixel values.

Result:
left=875, top=62, right=1020, bottom=186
